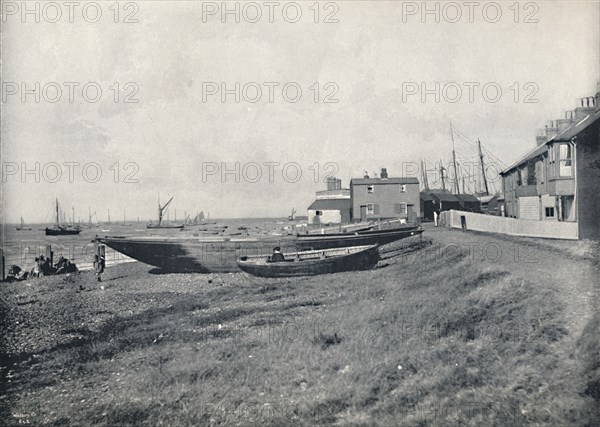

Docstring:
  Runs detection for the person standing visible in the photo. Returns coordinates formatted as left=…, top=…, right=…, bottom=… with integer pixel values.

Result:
left=433, top=201, right=439, bottom=227
left=93, top=254, right=105, bottom=282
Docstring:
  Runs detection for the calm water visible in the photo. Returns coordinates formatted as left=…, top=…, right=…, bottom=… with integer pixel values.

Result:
left=0, top=218, right=302, bottom=271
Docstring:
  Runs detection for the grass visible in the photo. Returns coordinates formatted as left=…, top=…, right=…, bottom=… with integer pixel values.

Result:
left=1, top=236, right=598, bottom=425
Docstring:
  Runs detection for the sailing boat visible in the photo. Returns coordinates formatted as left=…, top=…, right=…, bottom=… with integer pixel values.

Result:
left=45, top=199, right=82, bottom=236
left=146, top=195, right=184, bottom=229
left=16, top=217, right=32, bottom=231
left=288, top=208, right=296, bottom=221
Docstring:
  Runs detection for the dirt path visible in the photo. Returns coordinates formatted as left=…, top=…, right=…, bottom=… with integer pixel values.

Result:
left=425, top=223, right=598, bottom=351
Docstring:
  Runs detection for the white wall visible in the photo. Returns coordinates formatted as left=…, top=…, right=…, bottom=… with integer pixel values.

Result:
left=308, top=209, right=342, bottom=224
left=439, top=210, right=578, bottom=240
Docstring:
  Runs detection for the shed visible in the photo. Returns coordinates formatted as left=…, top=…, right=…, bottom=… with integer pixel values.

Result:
left=429, top=191, right=462, bottom=212
left=308, top=199, right=352, bottom=225
left=455, top=194, right=481, bottom=212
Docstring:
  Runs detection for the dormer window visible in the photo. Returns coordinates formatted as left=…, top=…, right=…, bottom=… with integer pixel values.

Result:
left=367, top=186, right=374, bottom=194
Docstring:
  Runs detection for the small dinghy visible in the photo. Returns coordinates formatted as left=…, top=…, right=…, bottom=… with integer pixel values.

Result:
left=237, top=244, right=380, bottom=278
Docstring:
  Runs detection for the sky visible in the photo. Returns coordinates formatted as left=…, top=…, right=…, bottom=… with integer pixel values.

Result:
left=1, top=0, right=599, bottom=223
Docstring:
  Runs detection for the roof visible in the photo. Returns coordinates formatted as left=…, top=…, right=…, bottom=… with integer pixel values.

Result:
left=456, top=194, right=480, bottom=203
left=477, top=194, right=498, bottom=204
left=500, top=144, right=548, bottom=175
left=552, top=108, right=600, bottom=142
left=429, top=191, right=460, bottom=202
left=351, top=177, right=419, bottom=185
left=501, top=108, right=600, bottom=175
left=420, top=191, right=433, bottom=201
left=308, top=199, right=352, bottom=211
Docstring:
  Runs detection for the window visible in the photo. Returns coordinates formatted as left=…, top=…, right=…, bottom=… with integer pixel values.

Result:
left=400, top=184, right=406, bottom=193
left=526, top=162, right=537, bottom=185
left=367, top=203, right=374, bottom=214
left=545, top=207, right=555, bottom=218
left=367, top=186, right=374, bottom=194
left=394, top=203, right=407, bottom=215
left=559, top=144, right=573, bottom=177
left=315, top=210, right=323, bottom=216
left=548, top=145, right=556, bottom=178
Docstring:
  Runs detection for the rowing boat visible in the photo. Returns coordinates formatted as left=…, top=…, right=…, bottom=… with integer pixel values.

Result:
left=238, top=245, right=380, bottom=277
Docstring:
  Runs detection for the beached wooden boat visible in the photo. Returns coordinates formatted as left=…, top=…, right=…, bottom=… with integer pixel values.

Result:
left=238, top=245, right=380, bottom=277
left=296, top=226, right=422, bottom=250
left=96, top=225, right=422, bottom=273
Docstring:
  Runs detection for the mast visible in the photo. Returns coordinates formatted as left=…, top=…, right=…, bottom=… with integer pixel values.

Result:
left=108, top=208, right=111, bottom=225
left=72, top=206, right=75, bottom=226
left=477, top=138, right=490, bottom=196
left=157, top=193, right=162, bottom=225
left=440, top=161, right=446, bottom=192
left=421, top=160, right=430, bottom=191
left=56, top=198, right=60, bottom=226
left=450, top=121, right=460, bottom=194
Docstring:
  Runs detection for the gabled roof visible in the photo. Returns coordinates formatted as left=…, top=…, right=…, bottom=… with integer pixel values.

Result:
left=351, top=177, right=419, bottom=185
left=308, top=199, right=351, bottom=211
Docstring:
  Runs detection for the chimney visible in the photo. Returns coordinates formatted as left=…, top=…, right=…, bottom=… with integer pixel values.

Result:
left=557, top=111, right=574, bottom=132
left=380, top=168, right=388, bottom=179
left=536, top=129, right=547, bottom=146
left=574, top=96, right=596, bottom=121
left=596, top=81, right=600, bottom=110
left=335, top=178, right=342, bottom=189
left=363, top=171, right=369, bottom=179
left=326, top=177, right=336, bottom=190
left=545, top=120, right=559, bottom=139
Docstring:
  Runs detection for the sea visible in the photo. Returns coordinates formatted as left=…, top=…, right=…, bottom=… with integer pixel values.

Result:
left=0, top=218, right=306, bottom=272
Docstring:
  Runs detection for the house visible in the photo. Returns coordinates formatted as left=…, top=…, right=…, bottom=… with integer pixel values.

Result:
left=500, top=86, right=600, bottom=240
left=350, top=168, right=420, bottom=222
left=307, top=177, right=351, bottom=224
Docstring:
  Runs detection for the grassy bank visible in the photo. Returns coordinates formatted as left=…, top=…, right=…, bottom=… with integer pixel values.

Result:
left=1, top=233, right=598, bottom=425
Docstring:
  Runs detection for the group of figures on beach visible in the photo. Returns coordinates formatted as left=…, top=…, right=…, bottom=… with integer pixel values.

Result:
left=5, top=255, right=79, bottom=282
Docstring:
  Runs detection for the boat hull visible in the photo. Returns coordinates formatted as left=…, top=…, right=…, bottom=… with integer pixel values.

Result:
left=238, top=245, right=380, bottom=278
left=296, top=228, right=423, bottom=250
left=97, top=236, right=297, bottom=273
left=97, top=227, right=422, bottom=273
left=45, top=227, right=81, bottom=236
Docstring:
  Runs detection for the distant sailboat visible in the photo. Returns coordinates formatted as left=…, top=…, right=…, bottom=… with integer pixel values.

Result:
left=288, top=208, right=296, bottom=221
left=146, top=195, right=184, bottom=229
left=16, top=217, right=32, bottom=231
left=45, top=199, right=82, bottom=236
